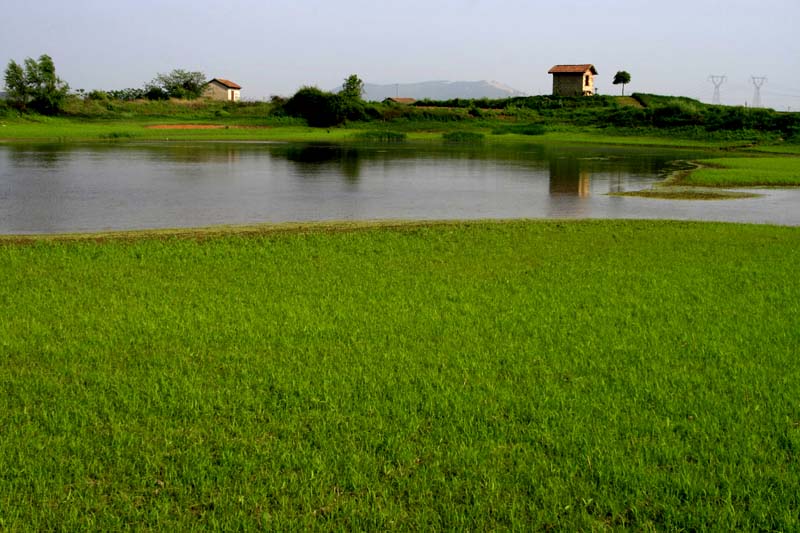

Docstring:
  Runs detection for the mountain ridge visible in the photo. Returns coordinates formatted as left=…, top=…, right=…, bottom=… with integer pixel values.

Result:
left=356, top=80, right=526, bottom=101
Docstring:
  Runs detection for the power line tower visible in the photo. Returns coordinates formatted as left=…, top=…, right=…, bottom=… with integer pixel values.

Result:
left=751, top=76, right=767, bottom=108
left=709, top=75, right=726, bottom=105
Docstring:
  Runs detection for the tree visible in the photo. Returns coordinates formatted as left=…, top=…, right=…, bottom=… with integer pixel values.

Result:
left=284, top=86, right=346, bottom=127
left=340, top=74, right=364, bottom=101
left=3, top=54, right=69, bottom=114
left=3, top=61, right=26, bottom=107
left=147, top=69, right=207, bottom=99
left=613, top=71, right=632, bottom=96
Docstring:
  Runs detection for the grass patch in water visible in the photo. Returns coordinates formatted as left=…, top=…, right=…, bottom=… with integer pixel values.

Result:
left=611, top=187, right=760, bottom=200
left=1, top=220, right=799, bottom=530
left=681, top=157, right=800, bottom=187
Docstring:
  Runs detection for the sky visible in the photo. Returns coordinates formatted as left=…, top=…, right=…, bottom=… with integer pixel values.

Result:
left=2, top=0, right=799, bottom=110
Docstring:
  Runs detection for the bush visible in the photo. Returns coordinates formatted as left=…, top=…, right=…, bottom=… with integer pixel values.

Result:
left=353, top=130, right=407, bottom=142
left=442, top=131, right=484, bottom=143
left=107, top=88, right=146, bottom=101
left=491, top=123, right=546, bottom=135
left=87, top=90, right=108, bottom=101
left=144, top=86, right=169, bottom=101
left=605, top=106, right=652, bottom=128
left=284, top=86, right=347, bottom=127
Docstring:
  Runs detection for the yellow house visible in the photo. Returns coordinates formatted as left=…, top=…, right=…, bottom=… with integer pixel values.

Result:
left=203, top=78, right=241, bottom=101
left=548, top=65, right=597, bottom=96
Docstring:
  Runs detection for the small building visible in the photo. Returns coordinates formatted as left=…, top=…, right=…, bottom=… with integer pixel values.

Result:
left=383, top=97, right=416, bottom=105
left=203, top=78, right=241, bottom=102
left=548, top=65, right=597, bottom=96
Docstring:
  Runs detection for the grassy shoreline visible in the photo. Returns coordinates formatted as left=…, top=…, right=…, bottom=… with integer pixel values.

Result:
left=0, top=115, right=784, bottom=151
left=1, top=219, right=799, bottom=530
left=3, top=117, right=799, bottom=197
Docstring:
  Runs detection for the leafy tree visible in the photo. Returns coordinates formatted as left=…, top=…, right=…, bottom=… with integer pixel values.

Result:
left=147, top=69, right=206, bottom=99
left=3, top=54, right=69, bottom=114
left=284, top=86, right=346, bottom=127
left=340, top=74, right=364, bottom=101
left=3, top=61, right=26, bottom=107
left=613, top=71, right=632, bottom=96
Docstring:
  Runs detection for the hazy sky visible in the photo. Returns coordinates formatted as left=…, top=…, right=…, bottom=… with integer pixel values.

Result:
left=3, top=0, right=799, bottom=109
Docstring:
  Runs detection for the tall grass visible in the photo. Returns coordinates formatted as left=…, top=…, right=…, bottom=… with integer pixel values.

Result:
left=1, top=220, right=799, bottom=530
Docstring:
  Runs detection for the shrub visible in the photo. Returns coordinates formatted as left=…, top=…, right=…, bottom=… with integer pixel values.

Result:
left=107, top=88, right=146, bottom=101
left=353, top=130, right=407, bottom=142
left=491, top=123, right=546, bottom=135
left=87, top=90, right=108, bottom=101
left=442, top=131, right=484, bottom=143
left=284, top=86, right=347, bottom=127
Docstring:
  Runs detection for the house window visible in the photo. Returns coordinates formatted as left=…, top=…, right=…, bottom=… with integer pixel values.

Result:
left=585, top=75, right=590, bottom=86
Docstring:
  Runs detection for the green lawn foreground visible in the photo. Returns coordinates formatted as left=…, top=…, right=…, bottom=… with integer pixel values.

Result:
left=1, top=220, right=799, bottom=530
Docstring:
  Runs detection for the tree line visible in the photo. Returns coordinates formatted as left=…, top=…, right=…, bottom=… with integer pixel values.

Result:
left=3, top=54, right=208, bottom=114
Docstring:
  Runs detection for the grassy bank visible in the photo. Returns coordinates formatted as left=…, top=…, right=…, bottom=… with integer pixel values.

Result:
left=1, top=220, right=799, bottom=530
left=680, top=157, right=800, bottom=187
left=0, top=115, right=773, bottom=151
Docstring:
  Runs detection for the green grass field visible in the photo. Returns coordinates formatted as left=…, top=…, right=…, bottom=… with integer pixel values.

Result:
left=1, top=220, right=799, bottom=530
left=682, top=157, right=800, bottom=187
left=0, top=115, right=779, bottom=150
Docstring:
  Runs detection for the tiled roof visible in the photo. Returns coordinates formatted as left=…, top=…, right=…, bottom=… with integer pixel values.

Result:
left=548, top=64, right=597, bottom=75
left=385, top=97, right=416, bottom=104
left=210, top=78, right=242, bottom=89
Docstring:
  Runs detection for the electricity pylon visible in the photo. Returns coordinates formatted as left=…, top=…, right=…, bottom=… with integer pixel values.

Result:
left=751, top=76, right=767, bottom=108
left=709, top=75, right=726, bottom=105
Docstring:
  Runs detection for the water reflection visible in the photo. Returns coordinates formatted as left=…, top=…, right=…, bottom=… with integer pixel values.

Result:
left=549, top=158, right=591, bottom=197
left=277, top=145, right=362, bottom=181
left=8, top=144, right=66, bottom=169
left=1, top=142, right=798, bottom=234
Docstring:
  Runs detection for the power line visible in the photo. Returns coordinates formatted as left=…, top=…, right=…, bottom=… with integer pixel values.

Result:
left=709, top=75, right=726, bottom=104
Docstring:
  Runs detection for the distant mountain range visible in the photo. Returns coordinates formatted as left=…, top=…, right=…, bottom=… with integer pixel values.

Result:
left=359, top=80, right=526, bottom=101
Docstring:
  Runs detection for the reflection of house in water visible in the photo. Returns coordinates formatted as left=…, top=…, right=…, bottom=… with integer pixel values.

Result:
left=549, top=157, right=591, bottom=197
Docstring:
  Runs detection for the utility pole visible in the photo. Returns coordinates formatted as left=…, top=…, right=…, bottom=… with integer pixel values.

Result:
left=709, top=75, right=726, bottom=105
left=750, top=76, right=767, bottom=108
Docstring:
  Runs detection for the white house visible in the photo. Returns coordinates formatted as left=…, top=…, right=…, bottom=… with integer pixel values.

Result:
left=203, top=78, right=241, bottom=102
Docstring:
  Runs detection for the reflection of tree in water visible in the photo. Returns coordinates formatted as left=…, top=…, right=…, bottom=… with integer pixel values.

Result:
left=160, top=145, right=241, bottom=164
left=8, top=144, right=65, bottom=169
left=549, top=157, right=591, bottom=197
left=279, top=144, right=361, bottom=181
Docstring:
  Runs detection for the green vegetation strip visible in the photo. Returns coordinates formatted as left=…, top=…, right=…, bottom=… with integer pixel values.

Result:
left=682, top=157, right=800, bottom=187
left=611, top=187, right=760, bottom=200
left=1, top=220, right=799, bottom=530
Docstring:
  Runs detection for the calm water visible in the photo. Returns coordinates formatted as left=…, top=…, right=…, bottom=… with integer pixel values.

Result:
left=1, top=142, right=798, bottom=234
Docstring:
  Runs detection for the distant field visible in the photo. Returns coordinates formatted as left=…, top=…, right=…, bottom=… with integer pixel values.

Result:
left=0, top=116, right=761, bottom=150
left=1, top=220, right=799, bottom=530
left=682, top=157, right=800, bottom=187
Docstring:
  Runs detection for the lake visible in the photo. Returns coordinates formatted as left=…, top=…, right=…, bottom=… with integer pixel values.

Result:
left=1, top=141, right=798, bottom=234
